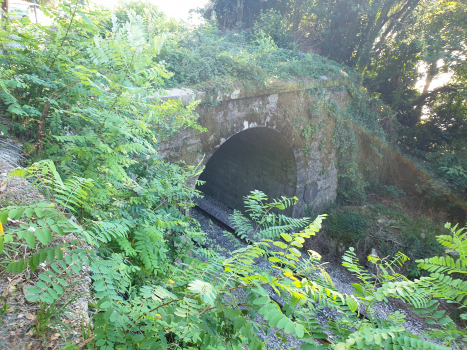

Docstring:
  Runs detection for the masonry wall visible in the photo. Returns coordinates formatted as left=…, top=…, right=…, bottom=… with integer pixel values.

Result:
left=158, top=78, right=351, bottom=217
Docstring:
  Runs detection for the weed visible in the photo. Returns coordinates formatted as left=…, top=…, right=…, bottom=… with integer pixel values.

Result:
left=34, top=292, right=82, bottom=345
left=0, top=301, right=10, bottom=316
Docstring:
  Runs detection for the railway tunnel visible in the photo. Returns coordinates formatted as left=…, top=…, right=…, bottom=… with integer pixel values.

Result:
left=158, top=77, right=352, bottom=217
left=196, top=127, right=297, bottom=214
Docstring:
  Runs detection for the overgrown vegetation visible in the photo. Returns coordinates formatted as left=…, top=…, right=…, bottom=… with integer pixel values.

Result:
left=319, top=203, right=446, bottom=279
left=202, top=0, right=467, bottom=215
left=0, top=0, right=466, bottom=349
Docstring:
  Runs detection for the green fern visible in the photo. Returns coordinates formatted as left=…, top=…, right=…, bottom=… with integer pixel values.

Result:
left=334, top=326, right=450, bottom=350
left=417, top=223, right=467, bottom=321
left=231, top=190, right=314, bottom=241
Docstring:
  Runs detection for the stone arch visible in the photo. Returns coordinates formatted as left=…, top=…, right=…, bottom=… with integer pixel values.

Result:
left=196, top=127, right=297, bottom=213
left=158, top=77, right=352, bottom=217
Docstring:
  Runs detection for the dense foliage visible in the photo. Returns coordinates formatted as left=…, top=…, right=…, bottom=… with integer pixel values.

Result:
left=0, top=1, right=466, bottom=349
left=202, top=0, right=467, bottom=213
left=322, top=205, right=446, bottom=279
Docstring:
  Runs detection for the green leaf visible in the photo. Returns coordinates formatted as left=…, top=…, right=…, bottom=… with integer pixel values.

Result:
left=268, top=256, right=281, bottom=263
left=0, top=236, right=3, bottom=255
left=285, top=254, right=299, bottom=261
left=276, top=317, right=288, bottom=329
left=295, top=324, right=305, bottom=338
left=21, top=231, right=36, bottom=248
left=8, top=209, right=18, bottom=220
left=39, top=274, right=51, bottom=283
left=34, top=208, right=44, bottom=218
left=36, top=281, right=47, bottom=290
left=273, top=241, right=287, bottom=249
left=301, top=345, right=317, bottom=350
left=47, top=249, right=55, bottom=262
left=234, top=318, right=246, bottom=331
left=47, top=287, right=58, bottom=300
left=25, top=294, right=40, bottom=302
left=288, top=247, right=301, bottom=257
left=35, top=228, right=52, bottom=245
left=432, top=310, right=445, bottom=319
left=346, top=296, right=358, bottom=312
left=57, top=278, right=67, bottom=287
left=438, top=317, right=452, bottom=325
left=37, top=202, right=54, bottom=208
left=253, top=296, right=269, bottom=305
left=268, top=313, right=283, bottom=328
left=40, top=292, right=54, bottom=304
left=50, top=225, right=64, bottom=235
left=99, top=300, right=112, bottom=309
left=0, top=211, right=8, bottom=224
left=284, top=321, right=295, bottom=334
left=77, top=9, right=97, bottom=28
left=280, top=233, right=292, bottom=242
left=52, top=283, right=64, bottom=295
left=188, top=280, right=218, bottom=306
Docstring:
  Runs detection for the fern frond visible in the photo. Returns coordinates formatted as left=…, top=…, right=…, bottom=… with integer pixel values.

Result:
left=373, top=279, right=432, bottom=308
left=224, top=243, right=266, bottom=276
left=134, top=231, right=165, bottom=274
left=439, top=223, right=467, bottom=260
left=417, top=255, right=466, bottom=275
left=429, top=273, right=467, bottom=307
left=230, top=210, right=254, bottom=240
left=86, top=219, right=131, bottom=245
left=336, top=326, right=450, bottom=350
left=342, top=247, right=373, bottom=285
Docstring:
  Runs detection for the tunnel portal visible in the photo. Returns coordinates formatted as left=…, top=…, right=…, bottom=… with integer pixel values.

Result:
left=196, top=127, right=297, bottom=213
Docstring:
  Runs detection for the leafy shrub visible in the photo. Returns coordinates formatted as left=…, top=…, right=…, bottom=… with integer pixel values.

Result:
left=321, top=205, right=445, bottom=278
left=379, top=185, right=407, bottom=198
left=370, top=205, right=446, bottom=278
left=417, top=223, right=467, bottom=325
left=325, top=210, right=368, bottom=248
left=253, top=9, right=295, bottom=50
left=1, top=2, right=465, bottom=348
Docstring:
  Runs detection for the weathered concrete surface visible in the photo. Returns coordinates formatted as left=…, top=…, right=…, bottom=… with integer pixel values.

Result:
left=158, top=77, right=351, bottom=217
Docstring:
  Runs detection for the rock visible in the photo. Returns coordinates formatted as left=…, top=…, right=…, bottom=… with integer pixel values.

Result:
left=24, top=313, right=35, bottom=321
left=377, top=218, right=397, bottom=225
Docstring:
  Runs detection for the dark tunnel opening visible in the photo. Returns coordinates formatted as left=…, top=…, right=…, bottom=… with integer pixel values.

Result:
left=196, top=127, right=297, bottom=214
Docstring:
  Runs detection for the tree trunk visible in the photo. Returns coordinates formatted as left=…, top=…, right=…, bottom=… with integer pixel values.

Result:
left=236, top=0, right=243, bottom=25
left=1, top=0, right=8, bottom=15
left=412, top=62, right=438, bottom=122
left=353, top=1, right=392, bottom=68
left=421, top=62, right=437, bottom=96
left=292, top=0, right=301, bottom=32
